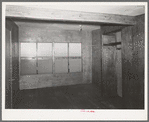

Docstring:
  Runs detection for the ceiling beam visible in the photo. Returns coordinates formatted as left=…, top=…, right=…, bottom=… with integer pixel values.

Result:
left=6, top=5, right=136, bottom=25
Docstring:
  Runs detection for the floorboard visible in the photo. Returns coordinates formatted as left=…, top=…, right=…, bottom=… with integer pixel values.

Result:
left=14, top=84, right=124, bottom=109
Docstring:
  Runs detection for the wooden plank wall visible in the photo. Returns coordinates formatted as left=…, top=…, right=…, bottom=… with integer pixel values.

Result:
left=122, top=14, right=145, bottom=109
left=92, top=29, right=102, bottom=95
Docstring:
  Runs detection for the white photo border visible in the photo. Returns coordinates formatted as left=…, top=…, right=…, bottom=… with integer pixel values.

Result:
left=2, top=2, right=148, bottom=121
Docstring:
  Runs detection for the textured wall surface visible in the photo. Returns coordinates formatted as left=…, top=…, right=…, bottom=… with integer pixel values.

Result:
left=92, top=29, right=102, bottom=95
left=115, top=32, right=122, bottom=97
left=132, top=14, right=144, bottom=103
left=101, top=26, right=123, bottom=97
left=20, top=73, right=83, bottom=89
left=18, top=22, right=93, bottom=89
left=122, top=14, right=144, bottom=108
left=102, top=34, right=117, bottom=97
left=101, top=25, right=125, bottom=35
left=6, top=19, right=19, bottom=108
left=115, top=49, right=122, bottom=97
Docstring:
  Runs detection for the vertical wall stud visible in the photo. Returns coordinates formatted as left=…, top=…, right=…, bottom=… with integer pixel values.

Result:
left=36, top=42, right=38, bottom=74
left=81, top=42, right=83, bottom=72
left=52, top=42, right=55, bottom=74
left=68, top=43, right=69, bottom=73
left=10, top=30, right=13, bottom=108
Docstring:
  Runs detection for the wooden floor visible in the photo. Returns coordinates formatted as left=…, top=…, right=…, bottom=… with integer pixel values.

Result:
left=14, top=84, right=124, bottom=109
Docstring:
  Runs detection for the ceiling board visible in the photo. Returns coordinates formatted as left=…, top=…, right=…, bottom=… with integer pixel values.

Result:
left=6, top=5, right=136, bottom=25
left=14, top=5, right=145, bottom=16
left=7, top=4, right=145, bottom=30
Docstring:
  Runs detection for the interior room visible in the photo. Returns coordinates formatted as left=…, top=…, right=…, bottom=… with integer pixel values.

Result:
left=5, top=4, right=145, bottom=109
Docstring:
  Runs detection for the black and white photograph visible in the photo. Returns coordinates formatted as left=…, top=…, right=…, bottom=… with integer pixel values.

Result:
left=2, top=2, right=148, bottom=121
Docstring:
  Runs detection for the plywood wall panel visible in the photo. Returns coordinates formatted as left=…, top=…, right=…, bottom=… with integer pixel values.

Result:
left=102, top=35, right=117, bottom=97
left=20, top=73, right=83, bottom=89
left=82, top=31, right=92, bottom=83
left=115, top=50, right=122, bottom=97
left=115, top=31, right=122, bottom=97
left=132, top=14, right=144, bottom=107
left=102, top=25, right=125, bottom=35
left=5, top=28, right=12, bottom=108
left=121, top=14, right=144, bottom=108
left=92, top=29, right=102, bottom=95
left=101, top=26, right=123, bottom=97
left=6, top=19, right=19, bottom=108
left=11, top=23, right=20, bottom=107
left=121, top=26, right=134, bottom=108
left=19, top=26, right=84, bottom=43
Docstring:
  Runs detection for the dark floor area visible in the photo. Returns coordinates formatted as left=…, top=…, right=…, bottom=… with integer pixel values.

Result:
left=14, top=84, right=124, bottom=109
